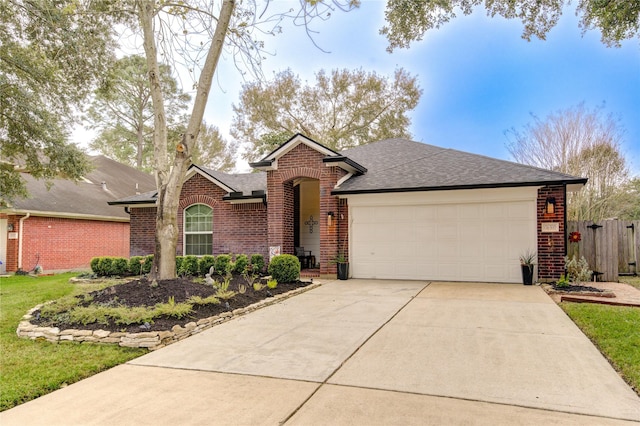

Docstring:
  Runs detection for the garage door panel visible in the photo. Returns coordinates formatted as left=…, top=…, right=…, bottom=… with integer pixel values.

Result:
left=351, top=199, right=536, bottom=283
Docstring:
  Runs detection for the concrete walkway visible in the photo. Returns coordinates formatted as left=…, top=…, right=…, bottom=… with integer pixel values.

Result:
left=2, top=280, right=639, bottom=425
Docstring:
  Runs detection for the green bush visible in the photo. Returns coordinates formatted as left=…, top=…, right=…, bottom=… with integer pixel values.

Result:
left=180, top=255, right=199, bottom=276
left=110, top=257, right=129, bottom=276
left=129, top=256, right=145, bottom=275
left=267, top=254, right=300, bottom=283
left=234, top=254, right=249, bottom=274
left=199, top=255, right=216, bottom=276
left=175, top=256, right=184, bottom=275
left=90, top=257, right=128, bottom=277
left=142, top=255, right=154, bottom=274
left=250, top=254, right=265, bottom=273
left=97, top=257, right=113, bottom=277
left=90, top=257, right=101, bottom=275
left=214, top=254, right=231, bottom=275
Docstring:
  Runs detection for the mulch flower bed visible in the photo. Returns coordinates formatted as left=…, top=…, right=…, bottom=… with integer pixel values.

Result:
left=31, top=275, right=311, bottom=333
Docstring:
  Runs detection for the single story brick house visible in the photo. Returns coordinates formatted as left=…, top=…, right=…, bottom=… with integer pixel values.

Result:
left=110, top=134, right=587, bottom=283
left=0, top=156, right=155, bottom=274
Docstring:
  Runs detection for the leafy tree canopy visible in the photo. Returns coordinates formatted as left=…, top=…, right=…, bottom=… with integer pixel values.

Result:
left=0, top=0, right=117, bottom=202
left=381, top=0, right=640, bottom=51
left=86, top=55, right=191, bottom=172
left=232, top=68, right=422, bottom=162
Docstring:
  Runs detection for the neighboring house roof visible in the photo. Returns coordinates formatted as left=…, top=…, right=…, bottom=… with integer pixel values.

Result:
left=2, top=155, right=156, bottom=221
left=332, top=138, right=587, bottom=195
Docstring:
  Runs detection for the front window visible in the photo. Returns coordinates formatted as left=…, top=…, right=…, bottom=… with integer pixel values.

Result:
left=184, top=204, right=212, bottom=255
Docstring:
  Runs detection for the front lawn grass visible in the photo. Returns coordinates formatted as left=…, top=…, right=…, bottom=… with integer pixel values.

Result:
left=561, top=302, right=640, bottom=395
left=0, top=273, right=146, bottom=411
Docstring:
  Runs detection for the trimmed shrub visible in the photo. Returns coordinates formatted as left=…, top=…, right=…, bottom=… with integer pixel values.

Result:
left=180, top=255, right=199, bottom=276
left=142, top=255, right=154, bottom=274
left=97, top=257, right=113, bottom=277
left=250, top=254, right=265, bottom=273
left=214, top=254, right=231, bottom=275
left=175, top=256, right=184, bottom=275
left=90, top=257, right=101, bottom=275
left=234, top=254, right=249, bottom=274
left=267, top=254, right=300, bottom=283
left=199, top=255, right=216, bottom=276
left=110, top=257, right=129, bottom=276
left=129, top=256, right=145, bottom=275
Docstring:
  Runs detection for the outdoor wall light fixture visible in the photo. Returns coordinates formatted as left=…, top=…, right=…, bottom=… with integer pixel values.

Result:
left=327, top=211, right=334, bottom=226
left=7, top=223, right=14, bottom=232
left=545, top=197, right=556, bottom=215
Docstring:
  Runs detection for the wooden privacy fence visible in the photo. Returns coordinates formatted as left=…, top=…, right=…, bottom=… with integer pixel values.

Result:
left=567, top=220, right=639, bottom=282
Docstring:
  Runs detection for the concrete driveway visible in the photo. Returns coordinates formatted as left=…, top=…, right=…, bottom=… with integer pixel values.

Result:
left=2, top=280, right=639, bottom=425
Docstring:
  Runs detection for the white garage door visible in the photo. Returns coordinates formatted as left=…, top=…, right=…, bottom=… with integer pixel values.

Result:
left=349, top=189, right=537, bottom=283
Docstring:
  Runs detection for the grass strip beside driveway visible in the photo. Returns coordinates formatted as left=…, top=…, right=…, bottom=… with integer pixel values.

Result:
left=0, top=273, right=146, bottom=411
left=562, top=302, right=640, bottom=396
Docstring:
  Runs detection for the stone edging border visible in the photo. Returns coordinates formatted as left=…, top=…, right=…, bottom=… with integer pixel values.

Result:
left=16, top=282, right=322, bottom=351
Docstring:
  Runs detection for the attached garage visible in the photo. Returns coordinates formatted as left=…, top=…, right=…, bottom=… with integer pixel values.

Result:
left=348, top=188, right=538, bottom=283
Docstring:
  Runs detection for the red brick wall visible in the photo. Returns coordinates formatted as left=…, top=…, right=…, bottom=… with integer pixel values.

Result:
left=130, top=208, right=156, bottom=256
left=130, top=173, right=268, bottom=260
left=266, top=143, right=347, bottom=275
left=537, top=185, right=566, bottom=281
left=3, top=214, right=129, bottom=272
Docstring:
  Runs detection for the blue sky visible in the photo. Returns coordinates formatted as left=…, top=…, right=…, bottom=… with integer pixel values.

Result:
left=73, top=1, right=639, bottom=175
left=202, top=1, right=640, bottom=175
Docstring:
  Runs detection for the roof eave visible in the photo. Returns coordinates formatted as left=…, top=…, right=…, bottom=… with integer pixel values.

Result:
left=322, top=156, right=367, bottom=174
left=332, top=179, right=588, bottom=196
left=248, top=159, right=276, bottom=171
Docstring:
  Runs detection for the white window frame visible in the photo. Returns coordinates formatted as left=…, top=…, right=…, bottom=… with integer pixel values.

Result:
left=183, top=204, right=213, bottom=256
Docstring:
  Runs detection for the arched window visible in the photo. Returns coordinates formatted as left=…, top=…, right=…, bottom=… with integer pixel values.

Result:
left=184, top=204, right=213, bottom=255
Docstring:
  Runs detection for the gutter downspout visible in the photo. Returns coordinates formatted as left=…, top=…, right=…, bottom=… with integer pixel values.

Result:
left=18, top=212, right=30, bottom=271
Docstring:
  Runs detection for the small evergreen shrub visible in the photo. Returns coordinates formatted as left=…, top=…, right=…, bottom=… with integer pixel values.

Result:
left=199, top=255, right=216, bottom=276
left=110, top=257, right=129, bottom=276
left=129, top=256, right=145, bottom=275
left=214, top=254, right=231, bottom=275
left=97, top=257, right=113, bottom=277
left=234, top=254, right=249, bottom=274
left=90, top=257, right=101, bottom=275
left=250, top=254, right=265, bottom=273
left=267, top=254, right=300, bottom=283
left=142, top=255, right=154, bottom=274
left=180, top=255, right=199, bottom=276
left=175, top=256, right=184, bottom=275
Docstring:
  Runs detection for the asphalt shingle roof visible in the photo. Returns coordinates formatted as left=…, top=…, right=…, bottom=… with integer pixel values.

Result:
left=7, top=156, right=156, bottom=219
left=198, top=167, right=266, bottom=195
left=334, top=138, right=586, bottom=194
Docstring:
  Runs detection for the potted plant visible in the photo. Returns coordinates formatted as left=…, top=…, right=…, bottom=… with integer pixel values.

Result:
left=519, top=250, right=536, bottom=285
left=330, top=252, right=349, bottom=280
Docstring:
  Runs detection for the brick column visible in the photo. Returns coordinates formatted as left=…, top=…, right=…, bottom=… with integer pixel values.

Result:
left=537, top=185, right=566, bottom=281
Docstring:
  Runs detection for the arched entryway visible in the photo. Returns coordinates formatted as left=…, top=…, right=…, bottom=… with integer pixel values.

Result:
left=294, top=178, right=320, bottom=270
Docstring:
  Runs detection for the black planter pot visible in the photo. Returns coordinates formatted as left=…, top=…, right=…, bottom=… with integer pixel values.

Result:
left=521, top=264, right=534, bottom=285
left=337, top=263, right=349, bottom=280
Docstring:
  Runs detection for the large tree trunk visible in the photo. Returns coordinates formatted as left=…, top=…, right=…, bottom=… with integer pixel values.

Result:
left=138, top=0, right=236, bottom=280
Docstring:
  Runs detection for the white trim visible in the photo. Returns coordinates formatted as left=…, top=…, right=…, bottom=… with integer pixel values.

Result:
left=335, top=172, right=353, bottom=188
left=182, top=203, right=214, bottom=256
left=0, top=209, right=130, bottom=222
left=263, top=134, right=338, bottom=164
left=18, top=213, right=30, bottom=270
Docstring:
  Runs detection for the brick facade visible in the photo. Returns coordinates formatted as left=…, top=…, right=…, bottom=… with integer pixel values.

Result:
left=266, top=143, right=347, bottom=275
left=2, top=214, right=129, bottom=272
left=537, top=184, right=566, bottom=281
left=130, top=173, right=269, bottom=260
